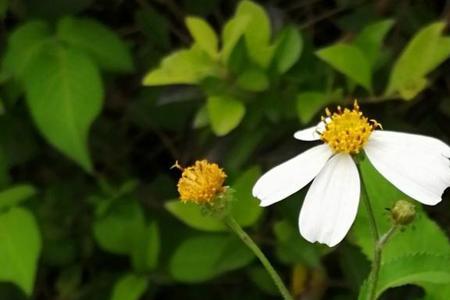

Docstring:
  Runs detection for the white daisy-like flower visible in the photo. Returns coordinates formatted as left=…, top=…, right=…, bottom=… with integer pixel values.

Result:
left=252, top=101, right=450, bottom=247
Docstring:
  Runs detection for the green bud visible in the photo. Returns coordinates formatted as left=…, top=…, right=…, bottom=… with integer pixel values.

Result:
left=391, top=200, right=416, bottom=225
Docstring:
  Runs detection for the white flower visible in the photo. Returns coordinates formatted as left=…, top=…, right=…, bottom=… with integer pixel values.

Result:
left=252, top=101, right=450, bottom=247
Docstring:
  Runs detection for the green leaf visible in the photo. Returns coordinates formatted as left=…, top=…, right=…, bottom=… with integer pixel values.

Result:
left=358, top=254, right=450, bottom=300
left=273, top=220, right=321, bottom=267
left=422, top=283, right=450, bottom=300
left=0, top=207, right=42, bottom=296
left=273, top=26, right=303, bottom=73
left=235, top=0, right=273, bottom=67
left=185, top=16, right=218, bottom=58
left=229, top=166, right=263, bottom=227
left=0, top=185, right=36, bottom=210
left=23, top=44, right=103, bottom=172
left=143, top=47, right=216, bottom=85
left=386, top=22, right=450, bottom=98
left=131, top=222, right=160, bottom=272
left=207, top=95, right=246, bottom=136
left=296, top=91, right=327, bottom=124
left=3, top=21, right=52, bottom=78
left=169, top=234, right=254, bottom=282
left=398, top=77, right=428, bottom=100
left=57, top=17, right=133, bottom=72
left=353, top=19, right=394, bottom=67
left=221, top=16, right=250, bottom=64
left=236, top=68, right=269, bottom=92
left=316, top=43, right=372, bottom=91
left=351, top=158, right=450, bottom=262
left=93, top=200, right=146, bottom=255
left=166, top=201, right=226, bottom=232
left=111, top=273, right=148, bottom=300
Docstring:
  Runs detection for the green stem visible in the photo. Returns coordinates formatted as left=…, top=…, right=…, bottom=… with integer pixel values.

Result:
left=356, top=161, right=397, bottom=300
left=223, top=215, right=293, bottom=300
left=356, top=160, right=379, bottom=300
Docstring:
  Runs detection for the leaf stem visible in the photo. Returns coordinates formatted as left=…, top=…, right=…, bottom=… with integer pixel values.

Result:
left=223, top=215, right=293, bottom=300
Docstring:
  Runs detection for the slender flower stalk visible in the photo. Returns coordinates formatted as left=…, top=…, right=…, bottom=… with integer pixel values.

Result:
left=224, top=215, right=293, bottom=300
left=175, top=159, right=293, bottom=300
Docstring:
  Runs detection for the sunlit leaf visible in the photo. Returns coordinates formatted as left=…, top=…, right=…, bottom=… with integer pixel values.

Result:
left=234, top=0, right=273, bottom=67
left=143, top=47, right=216, bottom=85
left=186, top=16, right=218, bottom=58
left=386, top=22, right=450, bottom=98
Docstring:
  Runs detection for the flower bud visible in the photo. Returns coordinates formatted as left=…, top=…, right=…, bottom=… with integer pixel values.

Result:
left=391, top=200, right=416, bottom=225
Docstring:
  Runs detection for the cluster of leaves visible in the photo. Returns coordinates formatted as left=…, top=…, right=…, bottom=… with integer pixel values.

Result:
left=0, top=0, right=449, bottom=300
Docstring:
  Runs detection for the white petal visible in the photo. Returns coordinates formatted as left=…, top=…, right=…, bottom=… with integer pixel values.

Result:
left=293, top=126, right=321, bottom=141
left=252, top=144, right=333, bottom=207
left=299, top=153, right=360, bottom=247
left=293, top=119, right=328, bottom=141
left=365, top=131, right=450, bottom=205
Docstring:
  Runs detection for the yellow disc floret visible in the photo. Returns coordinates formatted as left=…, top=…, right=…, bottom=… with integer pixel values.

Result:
left=177, top=160, right=227, bottom=204
left=320, top=100, right=381, bottom=154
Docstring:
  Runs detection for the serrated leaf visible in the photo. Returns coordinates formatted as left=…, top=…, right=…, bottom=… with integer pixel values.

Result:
left=0, top=185, right=36, bottom=210
left=0, top=207, right=42, bottom=296
left=351, top=158, right=450, bottom=262
left=143, top=47, right=216, bottom=85
left=273, top=26, right=303, bottom=73
left=3, top=21, right=52, bottom=78
left=169, top=234, right=254, bottom=282
left=185, top=16, right=218, bottom=58
left=354, top=19, right=394, bottom=67
left=207, top=95, right=245, bottom=136
left=386, top=22, right=450, bottom=98
left=23, top=44, right=103, bottom=172
left=58, top=17, right=134, bottom=72
left=111, top=273, right=148, bottom=300
left=358, top=254, right=450, bottom=300
left=316, top=43, right=372, bottom=91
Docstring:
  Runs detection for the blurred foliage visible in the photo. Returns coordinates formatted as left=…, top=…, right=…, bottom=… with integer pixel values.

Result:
left=0, top=0, right=449, bottom=299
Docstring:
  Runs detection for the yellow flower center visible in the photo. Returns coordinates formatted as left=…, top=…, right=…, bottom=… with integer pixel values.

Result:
left=177, top=160, right=227, bottom=204
left=320, top=101, right=381, bottom=154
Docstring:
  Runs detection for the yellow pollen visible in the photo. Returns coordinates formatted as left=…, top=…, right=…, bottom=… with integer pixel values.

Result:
left=177, top=160, right=227, bottom=204
left=320, top=100, right=381, bottom=154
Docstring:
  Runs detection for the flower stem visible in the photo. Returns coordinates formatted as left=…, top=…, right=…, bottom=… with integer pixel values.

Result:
left=223, top=215, right=293, bottom=300
left=356, top=161, right=397, bottom=300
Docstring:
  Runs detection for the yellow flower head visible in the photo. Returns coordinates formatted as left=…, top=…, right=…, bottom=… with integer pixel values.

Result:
left=320, top=100, right=382, bottom=154
left=176, top=160, right=227, bottom=204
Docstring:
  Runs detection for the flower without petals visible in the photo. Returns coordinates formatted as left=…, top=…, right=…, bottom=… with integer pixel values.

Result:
left=252, top=101, right=450, bottom=247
